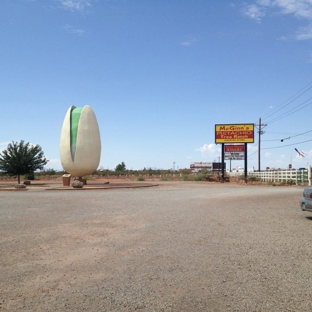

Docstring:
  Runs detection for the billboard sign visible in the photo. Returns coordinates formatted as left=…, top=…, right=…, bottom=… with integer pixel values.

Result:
left=215, top=124, right=254, bottom=143
left=224, top=144, right=245, bottom=160
left=224, top=144, right=245, bottom=153
left=190, top=162, right=213, bottom=169
left=190, top=162, right=226, bottom=172
left=225, top=153, right=244, bottom=160
left=213, top=162, right=226, bottom=170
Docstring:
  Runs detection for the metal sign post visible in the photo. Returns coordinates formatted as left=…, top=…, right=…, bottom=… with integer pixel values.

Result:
left=221, top=143, right=225, bottom=182
left=244, top=143, right=248, bottom=183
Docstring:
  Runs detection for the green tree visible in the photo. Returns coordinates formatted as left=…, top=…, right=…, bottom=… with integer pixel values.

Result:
left=0, top=140, right=48, bottom=184
left=115, top=161, right=126, bottom=172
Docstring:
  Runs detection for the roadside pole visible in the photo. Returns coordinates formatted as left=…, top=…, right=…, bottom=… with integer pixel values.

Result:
left=221, top=143, right=225, bottom=182
left=244, top=143, right=248, bottom=183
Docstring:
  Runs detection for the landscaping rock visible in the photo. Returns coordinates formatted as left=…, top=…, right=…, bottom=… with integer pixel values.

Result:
left=15, top=184, right=26, bottom=189
left=72, top=180, right=84, bottom=188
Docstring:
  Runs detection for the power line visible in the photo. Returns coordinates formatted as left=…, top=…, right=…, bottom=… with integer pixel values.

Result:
left=261, top=139, right=312, bottom=149
left=261, top=80, right=312, bottom=120
left=247, top=142, right=258, bottom=151
left=246, top=141, right=259, bottom=157
left=254, top=81, right=312, bottom=169
left=262, top=129, right=312, bottom=142
left=248, top=150, right=258, bottom=157
left=280, top=129, right=312, bottom=141
left=263, top=138, right=287, bottom=141
left=265, top=97, right=312, bottom=124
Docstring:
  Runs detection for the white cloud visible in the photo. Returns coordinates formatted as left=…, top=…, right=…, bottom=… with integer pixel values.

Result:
left=255, top=0, right=312, bottom=18
left=243, top=4, right=266, bottom=22
left=196, top=143, right=220, bottom=157
left=180, top=35, right=199, bottom=47
left=296, top=24, right=312, bottom=40
left=48, top=158, right=60, bottom=164
left=45, top=158, right=63, bottom=170
left=273, top=0, right=312, bottom=19
left=257, top=0, right=272, bottom=5
left=243, top=0, right=312, bottom=40
left=278, top=36, right=288, bottom=41
left=56, top=0, right=93, bottom=12
left=265, top=152, right=272, bottom=157
left=64, top=24, right=86, bottom=35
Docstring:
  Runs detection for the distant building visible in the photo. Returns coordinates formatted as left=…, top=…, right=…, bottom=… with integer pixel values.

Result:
left=231, top=167, right=245, bottom=173
left=190, top=162, right=226, bottom=173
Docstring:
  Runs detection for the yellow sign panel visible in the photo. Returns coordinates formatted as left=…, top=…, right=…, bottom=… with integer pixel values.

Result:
left=215, top=124, right=254, bottom=143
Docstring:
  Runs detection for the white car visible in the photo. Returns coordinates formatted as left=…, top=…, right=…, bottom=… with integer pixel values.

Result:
left=300, top=188, right=312, bottom=212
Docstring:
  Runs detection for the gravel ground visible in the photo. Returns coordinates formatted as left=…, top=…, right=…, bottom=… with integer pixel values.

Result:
left=0, top=182, right=311, bottom=311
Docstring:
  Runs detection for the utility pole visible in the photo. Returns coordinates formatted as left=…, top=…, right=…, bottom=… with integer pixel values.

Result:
left=256, top=118, right=267, bottom=172
left=258, top=118, right=261, bottom=172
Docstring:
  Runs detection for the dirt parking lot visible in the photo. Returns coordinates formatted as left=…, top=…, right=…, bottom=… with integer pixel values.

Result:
left=0, top=182, right=311, bottom=311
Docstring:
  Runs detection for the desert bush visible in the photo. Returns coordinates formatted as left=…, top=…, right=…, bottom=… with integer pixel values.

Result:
left=182, top=174, right=190, bottom=181
left=43, top=168, right=56, bottom=175
left=24, top=172, right=35, bottom=180
left=248, top=175, right=260, bottom=182
left=193, top=173, right=205, bottom=181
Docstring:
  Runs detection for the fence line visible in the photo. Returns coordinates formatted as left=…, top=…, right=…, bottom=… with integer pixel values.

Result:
left=228, top=167, right=311, bottom=185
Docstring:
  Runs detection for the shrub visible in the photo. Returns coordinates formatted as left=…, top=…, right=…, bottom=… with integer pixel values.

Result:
left=24, top=172, right=35, bottom=180
left=43, top=168, right=56, bottom=175
left=182, top=174, right=190, bottom=181
left=137, top=176, right=145, bottom=181
left=248, top=175, right=260, bottom=182
left=193, top=173, right=205, bottom=181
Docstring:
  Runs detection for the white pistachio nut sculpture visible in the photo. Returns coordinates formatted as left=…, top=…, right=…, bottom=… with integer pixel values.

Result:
left=59, top=105, right=101, bottom=177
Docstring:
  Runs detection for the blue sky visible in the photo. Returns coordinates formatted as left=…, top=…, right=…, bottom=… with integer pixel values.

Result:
left=1, top=0, right=312, bottom=171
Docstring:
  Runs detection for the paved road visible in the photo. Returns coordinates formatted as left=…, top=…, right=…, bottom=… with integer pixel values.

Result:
left=0, top=183, right=310, bottom=311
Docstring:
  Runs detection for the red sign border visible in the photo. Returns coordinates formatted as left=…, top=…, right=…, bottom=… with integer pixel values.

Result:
left=215, top=123, right=254, bottom=144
